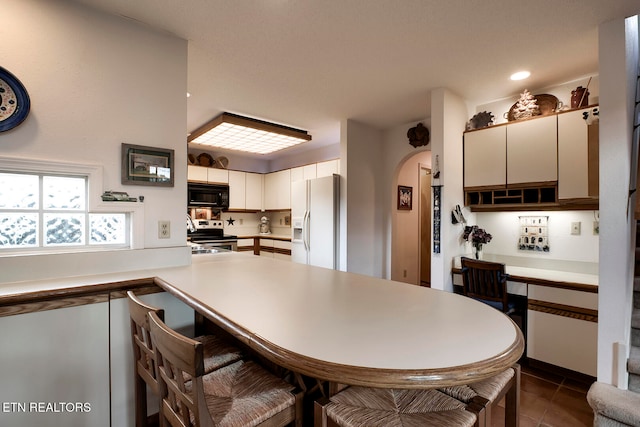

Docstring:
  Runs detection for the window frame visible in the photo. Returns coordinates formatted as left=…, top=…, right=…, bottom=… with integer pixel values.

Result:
left=0, top=156, right=145, bottom=253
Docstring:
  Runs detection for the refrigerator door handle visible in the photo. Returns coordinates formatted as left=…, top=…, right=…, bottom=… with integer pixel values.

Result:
left=303, top=210, right=310, bottom=252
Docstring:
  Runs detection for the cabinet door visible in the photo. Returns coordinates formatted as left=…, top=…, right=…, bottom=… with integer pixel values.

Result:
left=526, top=285, right=597, bottom=376
left=0, top=301, right=111, bottom=427
left=207, top=168, right=229, bottom=184
left=228, top=171, right=246, bottom=210
left=273, top=240, right=291, bottom=261
left=245, top=173, right=263, bottom=210
left=558, top=109, right=590, bottom=199
left=316, top=160, right=339, bottom=178
left=187, top=165, right=208, bottom=182
left=264, top=169, right=291, bottom=210
left=464, top=126, right=506, bottom=187
left=507, top=115, right=557, bottom=185
left=260, top=238, right=274, bottom=257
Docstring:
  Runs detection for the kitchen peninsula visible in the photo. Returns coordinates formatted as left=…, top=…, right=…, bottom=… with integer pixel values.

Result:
left=0, top=251, right=523, bottom=426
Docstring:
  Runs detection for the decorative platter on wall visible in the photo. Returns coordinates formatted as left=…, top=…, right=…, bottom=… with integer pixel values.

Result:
left=0, top=66, right=30, bottom=132
left=507, top=93, right=558, bottom=122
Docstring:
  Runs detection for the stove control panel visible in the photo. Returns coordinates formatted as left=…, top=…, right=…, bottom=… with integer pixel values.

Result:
left=194, top=220, right=224, bottom=230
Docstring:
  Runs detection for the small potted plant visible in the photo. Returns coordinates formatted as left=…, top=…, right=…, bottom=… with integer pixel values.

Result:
left=462, top=225, right=492, bottom=259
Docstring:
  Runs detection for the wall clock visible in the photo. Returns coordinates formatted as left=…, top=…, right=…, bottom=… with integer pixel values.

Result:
left=0, top=66, right=30, bottom=132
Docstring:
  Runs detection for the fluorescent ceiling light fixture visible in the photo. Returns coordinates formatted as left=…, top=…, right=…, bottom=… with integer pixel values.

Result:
left=510, top=71, right=531, bottom=81
left=187, top=112, right=312, bottom=155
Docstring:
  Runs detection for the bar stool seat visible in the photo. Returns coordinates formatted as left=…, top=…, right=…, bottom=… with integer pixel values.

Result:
left=315, top=387, right=477, bottom=427
left=439, top=366, right=520, bottom=427
left=198, top=334, right=244, bottom=374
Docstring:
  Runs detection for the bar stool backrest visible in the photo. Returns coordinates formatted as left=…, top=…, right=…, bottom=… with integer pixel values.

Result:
left=127, top=291, right=165, bottom=394
left=148, top=311, right=209, bottom=427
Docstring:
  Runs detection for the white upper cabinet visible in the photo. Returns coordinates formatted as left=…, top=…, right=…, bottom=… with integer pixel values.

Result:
left=291, top=164, right=317, bottom=182
left=228, top=171, right=263, bottom=210
left=316, top=160, right=339, bottom=178
left=245, top=172, right=263, bottom=210
left=264, top=169, right=291, bottom=210
left=207, top=168, right=229, bottom=184
left=558, top=108, right=594, bottom=199
left=506, top=115, right=558, bottom=185
left=187, top=165, right=229, bottom=184
left=464, top=126, right=506, bottom=187
left=187, top=165, right=208, bottom=182
left=228, top=170, right=246, bottom=210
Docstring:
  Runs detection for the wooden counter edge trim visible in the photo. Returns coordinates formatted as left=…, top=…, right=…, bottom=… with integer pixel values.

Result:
left=528, top=299, right=598, bottom=322
left=155, top=277, right=525, bottom=389
left=451, top=268, right=598, bottom=293
left=0, top=279, right=161, bottom=317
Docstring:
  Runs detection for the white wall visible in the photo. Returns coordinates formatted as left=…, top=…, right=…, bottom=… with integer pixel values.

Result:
left=475, top=75, right=600, bottom=126
left=1, top=0, right=189, bottom=281
left=342, top=120, right=385, bottom=277
left=430, top=88, right=469, bottom=292
left=597, top=15, right=639, bottom=387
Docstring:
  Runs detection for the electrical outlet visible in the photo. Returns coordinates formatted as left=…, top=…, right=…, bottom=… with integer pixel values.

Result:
left=158, top=221, right=170, bottom=239
left=571, top=221, right=581, bottom=235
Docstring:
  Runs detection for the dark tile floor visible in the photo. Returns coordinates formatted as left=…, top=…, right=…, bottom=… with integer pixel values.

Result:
left=491, top=363, right=595, bottom=427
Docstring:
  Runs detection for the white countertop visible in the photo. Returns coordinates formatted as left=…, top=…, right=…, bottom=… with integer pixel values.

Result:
left=1, top=252, right=523, bottom=387
left=453, top=255, right=598, bottom=287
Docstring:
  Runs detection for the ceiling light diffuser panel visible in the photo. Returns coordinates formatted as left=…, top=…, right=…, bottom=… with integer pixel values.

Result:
left=188, top=112, right=311, bottom=155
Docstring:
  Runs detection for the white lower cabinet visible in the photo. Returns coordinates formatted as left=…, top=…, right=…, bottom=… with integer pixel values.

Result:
left=0, top=300, right=111, bottom=427
left=260, top=238, right=274, bottom=257
left=273, top=240, right=291, bottom=261
left=526, top=284, right=598, bottom=376
left=258, top=238, right=291, bottom=260
left=0, top=289, right=201, bottom=427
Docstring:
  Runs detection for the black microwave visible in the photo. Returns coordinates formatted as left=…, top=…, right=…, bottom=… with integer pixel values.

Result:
left=187, top=183, right=229, bottom=209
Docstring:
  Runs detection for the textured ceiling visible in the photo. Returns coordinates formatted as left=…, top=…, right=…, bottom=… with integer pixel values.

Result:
left=71, top=0, right=639, bottom=159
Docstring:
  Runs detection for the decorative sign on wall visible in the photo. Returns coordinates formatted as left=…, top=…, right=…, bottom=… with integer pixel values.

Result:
left=433, top=185, right=442, bottom=254
left=518, top=216, right=549, bottom=252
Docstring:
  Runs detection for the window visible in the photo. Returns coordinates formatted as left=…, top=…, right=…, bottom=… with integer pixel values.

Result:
left=0, top=172, right=128, bottom=250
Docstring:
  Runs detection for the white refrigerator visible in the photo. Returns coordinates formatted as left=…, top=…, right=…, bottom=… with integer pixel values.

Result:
left=291, top=174, right=339, bottom=269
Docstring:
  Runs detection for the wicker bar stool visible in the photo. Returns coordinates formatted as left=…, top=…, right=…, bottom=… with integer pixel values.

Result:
left=148, top=311, right=303, bottom=427
left=314, top=386, right=477, bottom=427
left=127, top=291, right=244, bottom=427
left=439, top=365, right=520, bottom=427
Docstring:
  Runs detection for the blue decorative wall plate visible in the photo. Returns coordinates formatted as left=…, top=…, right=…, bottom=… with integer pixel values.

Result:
left=0, top=66, right=30, bottom=132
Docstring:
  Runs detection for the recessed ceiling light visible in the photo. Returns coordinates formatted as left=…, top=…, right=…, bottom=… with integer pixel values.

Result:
left=186, top=92, right=191, bottom=98
left=187, top=112, right=312, bottom=155
left=510, top=71, right=531, bottom=81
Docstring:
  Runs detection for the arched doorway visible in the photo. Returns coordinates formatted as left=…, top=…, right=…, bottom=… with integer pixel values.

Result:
left=391, top=151, right=431, bottom=285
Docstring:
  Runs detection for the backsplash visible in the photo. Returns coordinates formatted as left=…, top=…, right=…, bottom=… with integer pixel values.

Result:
left=219, top=211, right=291, bottom=238
left=467, top=210, right=599, bottom=263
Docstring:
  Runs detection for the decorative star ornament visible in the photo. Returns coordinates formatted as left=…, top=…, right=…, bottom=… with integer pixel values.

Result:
left=226, top=217, right=235, bottom=226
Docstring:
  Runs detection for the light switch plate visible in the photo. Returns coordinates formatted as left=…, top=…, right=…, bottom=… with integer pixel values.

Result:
left=571, top=221, right=581, bottom=235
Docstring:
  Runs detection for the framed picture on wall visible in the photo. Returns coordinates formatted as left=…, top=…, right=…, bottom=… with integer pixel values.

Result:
left=121, top=143, right=174, bottom=186
left=397, top=185, right=413, bottom=210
